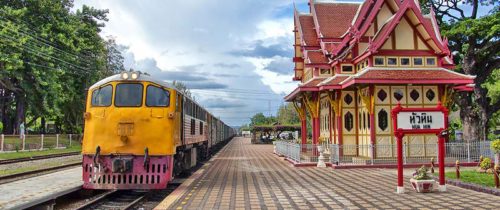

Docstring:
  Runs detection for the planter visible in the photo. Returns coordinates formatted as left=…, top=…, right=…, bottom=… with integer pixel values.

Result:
left=410, top=178, right=435, bottom=193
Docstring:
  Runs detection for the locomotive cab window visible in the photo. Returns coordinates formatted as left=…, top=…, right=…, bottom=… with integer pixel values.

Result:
left=115, top=83, right=143, bottom=107
left=91, top=85, right=112, bottom=107
left=146, top=85, right=170, bottom=107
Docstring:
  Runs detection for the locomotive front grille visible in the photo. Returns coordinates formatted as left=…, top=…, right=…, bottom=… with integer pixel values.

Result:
left=83, top=155, right=172, bottom=189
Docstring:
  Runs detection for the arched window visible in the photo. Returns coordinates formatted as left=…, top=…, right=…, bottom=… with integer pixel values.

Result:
left=345, top=112, right=354, bottom=132
left=378, top=109, right=388, bottom=131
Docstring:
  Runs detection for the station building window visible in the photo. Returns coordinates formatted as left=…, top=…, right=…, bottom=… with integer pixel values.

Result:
left=344, top=112, right=354, bottom=132
left=426, top=57, right=437, bottom=66
left=387, top=57, right=398, bottom=66
left=413, top=57, right=424, bottom=66
left=341, top=64, right=354, bottom=73
left=320, top=68, right=331, bottom=75
left=374, top=56, right=385, bottom=66
left=400, top=57, right=410, bottom=66
left=378, top=109, right=388, bottom=131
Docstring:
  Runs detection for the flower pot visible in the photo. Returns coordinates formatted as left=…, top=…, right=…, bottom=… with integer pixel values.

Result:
left=410, top=178, right=435, bottom=193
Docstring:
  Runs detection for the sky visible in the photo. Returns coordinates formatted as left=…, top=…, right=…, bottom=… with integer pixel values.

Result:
left=73, top=0, right=315, bottom=126
left=71, top=0, right=491, bottom=127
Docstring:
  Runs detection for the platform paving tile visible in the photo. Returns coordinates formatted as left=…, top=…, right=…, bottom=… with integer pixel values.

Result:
left=0, top=167, right=82, bottom=210
left=156, top=137, right=500, bottom=210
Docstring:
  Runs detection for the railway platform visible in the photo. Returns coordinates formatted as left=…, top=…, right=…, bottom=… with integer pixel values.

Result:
left=0, top=167, right=82, bottom=210
left=156, top=137, right=500, bottom=210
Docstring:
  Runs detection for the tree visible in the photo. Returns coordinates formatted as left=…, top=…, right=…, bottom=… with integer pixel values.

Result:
left=276, top=103, right=300, bottom=125
left=172, top=80, right=192, bottom=99
left=104, top=36, right=125, bottom=75
left=422, top=0, right=500, bottom=141
left=0, top=0, right=113, bottom=134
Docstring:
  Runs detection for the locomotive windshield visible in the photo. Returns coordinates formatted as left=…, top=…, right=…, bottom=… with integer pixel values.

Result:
left=146, top=85, right=170, bottom=107
left=115, top=83, right=143, bottom=107
left=91, top=85, right=112, bottom=107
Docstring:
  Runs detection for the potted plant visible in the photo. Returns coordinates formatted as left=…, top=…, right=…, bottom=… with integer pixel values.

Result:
left=410, top=165, right=436, bottom=193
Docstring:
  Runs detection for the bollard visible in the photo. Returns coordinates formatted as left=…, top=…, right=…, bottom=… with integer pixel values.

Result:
left=430, top=157, right=435, bottom=174
left=56, top=134, right=59, bottom=148
left=69, top=134, right=72, bottom=147
left=0, top=134, right=4, bottom=152
left=456, top=160, right=460, bottom=180
left=494, top=164, right=499, bottom=189
left=41, top=134, right=44, bottom=150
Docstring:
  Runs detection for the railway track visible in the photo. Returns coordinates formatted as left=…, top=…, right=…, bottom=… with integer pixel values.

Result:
left=75, top=188, right=176, bottom=210
left=0, top=151, right=81, bottom=165
left=0, top=161, right=82, bottom=184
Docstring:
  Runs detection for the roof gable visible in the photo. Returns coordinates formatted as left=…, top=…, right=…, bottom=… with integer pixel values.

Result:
left=311, top=2, right=360, bottom=38
left=366, top=1, right=448, bottom=55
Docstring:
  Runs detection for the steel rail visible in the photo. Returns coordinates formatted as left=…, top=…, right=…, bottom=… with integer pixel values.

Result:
left=0, top=162, right=82, bottom=182
left=74, top=190, right=118, bottom=210
left=0, top=152, right=81, bottom=165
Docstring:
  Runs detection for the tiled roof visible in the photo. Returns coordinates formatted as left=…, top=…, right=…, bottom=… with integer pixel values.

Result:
left=338, top=69, right=476, bottom=87
left=307, top=51, right=329, bottom=64
left=321, top=75, right=350, bottom=86
left=300, top=77, right=327, bottom=87
left=298, top=15, right=319, bottom=46
left=313, top=3, right=360, bottom=38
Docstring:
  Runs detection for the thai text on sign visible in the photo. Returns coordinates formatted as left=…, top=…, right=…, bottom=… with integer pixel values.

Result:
left=396, top=111, right=445, bottom=130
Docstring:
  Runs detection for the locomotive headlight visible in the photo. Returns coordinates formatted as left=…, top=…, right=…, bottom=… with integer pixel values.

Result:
left=131, top=72, right=139, bottom=80
left=121, top=72, right=129, bottom=80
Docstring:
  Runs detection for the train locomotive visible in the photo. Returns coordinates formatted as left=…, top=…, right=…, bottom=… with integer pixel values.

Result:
left=82, top=72, right=235, bottom=189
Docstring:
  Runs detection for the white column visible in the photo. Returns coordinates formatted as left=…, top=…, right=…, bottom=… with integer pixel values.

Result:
left=41, top=134, right=44, bottom=150
left=0, top=134, right=4, bottom=151
left=56, top=134, right=59, bottom=148
left=69, top=134, right=72, bottom=147
left=22, top=135, right=25, bottom=151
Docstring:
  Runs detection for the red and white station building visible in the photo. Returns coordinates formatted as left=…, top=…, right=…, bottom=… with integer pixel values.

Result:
left=285, top=0, right=475, bottom=159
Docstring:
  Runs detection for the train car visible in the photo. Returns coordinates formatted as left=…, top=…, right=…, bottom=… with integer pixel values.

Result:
left=82, top=72, right=234, bottom=189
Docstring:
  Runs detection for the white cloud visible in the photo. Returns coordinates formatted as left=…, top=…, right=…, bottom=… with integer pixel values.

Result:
left=73, top=0, right=307, bottom=125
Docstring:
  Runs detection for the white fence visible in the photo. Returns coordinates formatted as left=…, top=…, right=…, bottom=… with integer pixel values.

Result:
left=275, top=140, right=495, bottom=165
left=0, top=134, right=82, bottom=152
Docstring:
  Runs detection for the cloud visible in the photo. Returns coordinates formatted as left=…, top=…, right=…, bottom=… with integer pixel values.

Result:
left=227, top=40, right=292, bottom=58
left=213, top=63, right=241, bottom=68
left=264, top=56, right=294, bottom=74
left=186, top=81, right=228, bottom=90
left=121, top=49, right=228, bottom=89
left=201, top=98, right=246, bottom=109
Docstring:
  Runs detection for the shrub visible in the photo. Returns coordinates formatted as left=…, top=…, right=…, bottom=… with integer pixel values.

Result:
left=480, top=157, right=492, bottom=170
left=0, top=122, right=3, bottom=133
left=491, top=139, right=500, bottom=153
left=413, top=165, right=433, bottom=180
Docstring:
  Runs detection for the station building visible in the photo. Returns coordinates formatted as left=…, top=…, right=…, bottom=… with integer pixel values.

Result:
left=285, top=0, right=475, bottom=158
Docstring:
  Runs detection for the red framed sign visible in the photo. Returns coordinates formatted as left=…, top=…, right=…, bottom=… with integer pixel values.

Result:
left=391, top=102, right=449, bottom=194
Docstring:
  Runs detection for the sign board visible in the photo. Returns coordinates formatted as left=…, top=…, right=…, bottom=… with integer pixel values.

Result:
left=396, top=111, right=445, bottom=130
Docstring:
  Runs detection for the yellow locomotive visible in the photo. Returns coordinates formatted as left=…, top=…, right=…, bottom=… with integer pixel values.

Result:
left=82, top=72, right=234, bottom=189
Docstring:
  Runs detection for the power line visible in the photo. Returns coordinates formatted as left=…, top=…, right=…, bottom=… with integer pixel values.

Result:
left=0, top=15, right=93, bottom=61
left=0, top=34, right=92, bottom=74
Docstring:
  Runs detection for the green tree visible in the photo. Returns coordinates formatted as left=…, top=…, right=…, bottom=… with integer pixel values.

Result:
left=172, top=80, right=192, bottom=99
left=0, top=0, right=114, bottom=134
left=276, top=103, right=300, bottom=125
left=422, top=0, right=500, bottom=141
left=104, top=36, right=125, bottom=75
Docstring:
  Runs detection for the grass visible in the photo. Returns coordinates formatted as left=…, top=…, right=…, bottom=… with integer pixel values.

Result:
left=0, top=145, right=81, bottom=160
left=437, top=170, right=497, bottom=188
left=0, top=159, right=81, bottom=176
